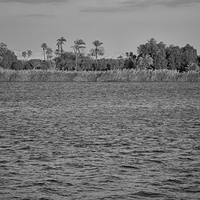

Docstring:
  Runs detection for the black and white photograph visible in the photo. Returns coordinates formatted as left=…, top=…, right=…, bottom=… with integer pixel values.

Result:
left=0, top=0, right=200, bottom=199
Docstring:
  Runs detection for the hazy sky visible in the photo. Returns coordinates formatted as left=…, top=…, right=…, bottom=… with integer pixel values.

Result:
left=0, top=0, right=200, bottom=59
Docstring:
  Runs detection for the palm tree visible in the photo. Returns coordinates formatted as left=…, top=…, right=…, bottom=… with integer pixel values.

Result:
left=27, top=50, right=32, bottom=59
left=56, top=40, right=61, bottom=55
left=41, top=43, right=48, bottom=60
left=22, top=51, right=27, bottom=60
left=71, top=38, right=86, bottom=70
left=54, top=49, right=60, bottom=57
left=90, top=40, right=105, bottom=66
left=57, top=37, right=66, bottom=55
left=117, top=55, right=123, bottom=60
left=46, top=47, right=53, bottom=60
left=56, top=40, right=60, bottom=50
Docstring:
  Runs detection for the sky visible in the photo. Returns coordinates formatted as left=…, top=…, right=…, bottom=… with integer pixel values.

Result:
left=0, top=0, right=200, bottom=59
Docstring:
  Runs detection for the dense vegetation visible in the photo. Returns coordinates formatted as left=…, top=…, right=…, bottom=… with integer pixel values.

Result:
left=0, top=69, right=200, bottom=82
left=0, top=38, right=200, bottom=72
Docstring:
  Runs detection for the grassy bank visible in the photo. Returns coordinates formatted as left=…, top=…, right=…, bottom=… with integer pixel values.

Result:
left=0, top=69, right=200, bottom=82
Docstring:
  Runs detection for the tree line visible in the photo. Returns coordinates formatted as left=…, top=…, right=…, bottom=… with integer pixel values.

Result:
left=0, top=38, right=199, bottom=71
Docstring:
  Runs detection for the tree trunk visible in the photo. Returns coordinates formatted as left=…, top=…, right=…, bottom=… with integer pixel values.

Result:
left=61, top=45, right=63, bottom=54
left=95, top=54, right=98, bottom=67
left=43, top=49, right=45, bottom=60
left=75, top=52, right=78, bottom=70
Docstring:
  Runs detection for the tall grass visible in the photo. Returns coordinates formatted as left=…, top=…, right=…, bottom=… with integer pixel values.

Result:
left=0, top=68, right=200, bottom=82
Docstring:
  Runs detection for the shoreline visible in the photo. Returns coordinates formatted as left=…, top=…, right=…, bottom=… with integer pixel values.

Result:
left=0, top=69, right=200, bottom=82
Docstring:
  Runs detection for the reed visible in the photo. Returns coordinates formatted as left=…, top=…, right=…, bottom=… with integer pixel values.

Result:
left=74, top=71, right=102, bottom=82
left=0, top=68, right=199, bottom=82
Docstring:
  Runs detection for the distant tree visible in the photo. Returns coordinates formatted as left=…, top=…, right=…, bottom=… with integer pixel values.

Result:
left=137, top=38, right=167, bottom=69
left=57, top=37, right=67, bottom=55
left=155, top=42, right=167, bottom=69
left=117, top=55, right=124, bottom=60
left=0, top=43, right=20, bottom=69
left=147, top=38, right=160, bottom=59
left=166, top=44, right=197, bottom=72
left=54, top=49, right=60, bottom=57
left=46, top=47, right=53, bottom=60
left=117, top=55, right=125, bottom=69
left=56, top=41, right=61, bottom=55
left=137, top=54, right=154, bottom=70
left=71, top=38, right=86, bottom=70
left=90, top=40, right=105, bottom=66
left=10, top=60, right=24, bottom=70
left=62, top=51, right=76, bottom=60
left=27, top=50, right=32, bottom=59
left=0, top=42, right=7, bottom=55
left=22, top=51, right=27, bottom=60
left=125, top=52, right=136, bottom=60
left=180, top=44, right=197, bottom=69
left=124, top=52, right=137, bottom=69
left=41, top=43, right=48, bottom=60
left=0, top=49, right=18, bottom=69
left=166, top=45, right=181, bottom=70
left=22, top=50, right=32, bottom=61
left=0, top=43, right=7, bottom=66
left=54, top=51, right=77, bottom=71
left=137, top=38, right=159, bottom=57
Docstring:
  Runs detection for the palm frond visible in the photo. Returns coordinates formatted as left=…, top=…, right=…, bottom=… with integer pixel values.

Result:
left=75, top=39, right=86, bottom=46
left=41, top=43, right=47, bottom=49
left=93, top=40, right=103, bottom=47
left=57, top=37, right=67, bottom=45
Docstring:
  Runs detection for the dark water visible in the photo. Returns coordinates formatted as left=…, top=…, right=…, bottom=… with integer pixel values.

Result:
left=0, top=82, right=200, bottom=200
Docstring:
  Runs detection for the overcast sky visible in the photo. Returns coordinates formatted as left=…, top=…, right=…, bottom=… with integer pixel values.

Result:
left=0, top=0, right=200, bottom=59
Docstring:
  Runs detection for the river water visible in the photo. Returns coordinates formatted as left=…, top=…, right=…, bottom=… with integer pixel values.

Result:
left=0, top=82, right=200, bottom=200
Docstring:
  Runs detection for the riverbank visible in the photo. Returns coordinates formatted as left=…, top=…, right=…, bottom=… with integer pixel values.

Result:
left=0, top=69, right=200, bottom=82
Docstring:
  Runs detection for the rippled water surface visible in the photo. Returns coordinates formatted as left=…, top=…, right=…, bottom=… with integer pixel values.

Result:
left=0, top=82, right=200, bottom=200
